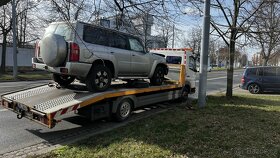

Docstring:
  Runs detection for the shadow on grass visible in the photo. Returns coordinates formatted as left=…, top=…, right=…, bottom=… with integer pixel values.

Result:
left=207, top=95, right=280, bottom=107
left=30, top=94, right=280, bottom=158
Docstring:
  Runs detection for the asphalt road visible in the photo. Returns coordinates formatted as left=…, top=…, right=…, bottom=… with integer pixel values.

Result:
left=167, top=69, right=244, bottom=95
left=0, top=69, right=245, bottom=154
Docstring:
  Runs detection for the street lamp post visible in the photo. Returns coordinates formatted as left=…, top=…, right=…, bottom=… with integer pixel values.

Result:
left=198, top=0, right=211, bottom=108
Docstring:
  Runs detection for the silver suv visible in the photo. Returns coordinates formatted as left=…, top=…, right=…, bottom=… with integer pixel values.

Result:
left=32, top=21, right=168, bottom=92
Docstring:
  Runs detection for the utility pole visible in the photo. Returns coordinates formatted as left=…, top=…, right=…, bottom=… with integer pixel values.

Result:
left=198, top=0, right=211, bottom=108
left=12, top=0, right=17, bottom=79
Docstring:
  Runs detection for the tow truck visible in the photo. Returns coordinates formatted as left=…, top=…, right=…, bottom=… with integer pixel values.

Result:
left=1, top=65, right=190, bottom=129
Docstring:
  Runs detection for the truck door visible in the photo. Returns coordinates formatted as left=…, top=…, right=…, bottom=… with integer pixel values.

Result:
left=186, top=55, right=197, bottom=89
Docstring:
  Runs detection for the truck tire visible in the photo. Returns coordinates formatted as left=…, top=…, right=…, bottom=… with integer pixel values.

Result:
left=40, top=34, right=67, bottom=67
left=150, top=66, right=165, bottom=86
left=113, top=99, right=133, bottom=122
left=86, top=65, right=112, bottom=92
left=52, top=73, right=75, bottom=87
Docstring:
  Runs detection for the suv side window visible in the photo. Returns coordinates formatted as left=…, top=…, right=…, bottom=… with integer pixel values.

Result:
left=247, top=68, right=257, bottom=76
left=263, top=67, right=276, bottom=76
left=128, top=38, right=144, bottom=52
left=83, top=25, right=108, bottom=46
left=108, top=32, right=128, bottom=49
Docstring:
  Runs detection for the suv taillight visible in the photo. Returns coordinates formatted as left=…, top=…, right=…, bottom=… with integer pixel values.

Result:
left=241, top=76, right=245, bottom=84
left=69, top=42, right=80, bottom=62
left=35, top=41, right=40, bottom=58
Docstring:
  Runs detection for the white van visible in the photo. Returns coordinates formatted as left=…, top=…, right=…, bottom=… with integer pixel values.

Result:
left=150, top=48, right=197, bottom=94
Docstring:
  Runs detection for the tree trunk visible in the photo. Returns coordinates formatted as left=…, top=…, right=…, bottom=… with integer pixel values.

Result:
left=0, top=33, right=7, bottom=73
left=263, top=58, right=269, bottom=66
left=226, top=31, right=236, bottom=97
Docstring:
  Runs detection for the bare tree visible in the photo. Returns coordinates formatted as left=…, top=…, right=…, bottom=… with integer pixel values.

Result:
left=240, top=54, right=248, bottom=66
left=250, top=0, right=280, bottom=66
left=0, top=0, right=37, bottom=72
left=209, top=38, right=223, bottom=66
left=0, top=3, right=13, bottom=73
left=183, top=27, right=202, bottom=54
left=154, top=19, right=174, bottom=48
left=107, top=0, right=184, bottom=48
left=188, top=0, right=264, bottom=97
left=47, top=0, right=97, bottom=22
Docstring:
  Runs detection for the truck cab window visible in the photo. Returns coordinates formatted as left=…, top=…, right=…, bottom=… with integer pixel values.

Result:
left=189, top=56, right=196, bottom=71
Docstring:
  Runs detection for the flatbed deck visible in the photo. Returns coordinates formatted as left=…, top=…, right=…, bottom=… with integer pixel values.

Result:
left=1, top=65, right=186, bottom=128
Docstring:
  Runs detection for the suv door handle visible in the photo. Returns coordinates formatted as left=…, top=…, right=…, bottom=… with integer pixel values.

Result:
left=110, top=52, right=114, bottom=54
left=132, top=54, right=135, bottom=56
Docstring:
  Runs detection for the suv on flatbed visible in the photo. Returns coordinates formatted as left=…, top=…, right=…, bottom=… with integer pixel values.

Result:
left=32, top=21, right=168, bottom=92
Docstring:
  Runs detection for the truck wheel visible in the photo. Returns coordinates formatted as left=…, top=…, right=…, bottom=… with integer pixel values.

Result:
left=150, top=66, right=165, bottom=86
left=52, top=74, right=75, bottom=87
left=114, top=99, right=133, bottom=122
left=86, top=65, right=112, bottom=92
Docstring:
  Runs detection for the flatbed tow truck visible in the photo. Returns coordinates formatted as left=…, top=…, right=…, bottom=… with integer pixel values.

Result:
left=1, top=65, right=190, bottom=129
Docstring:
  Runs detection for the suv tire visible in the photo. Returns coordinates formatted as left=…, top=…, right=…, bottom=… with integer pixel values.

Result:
left=248, top=83, right=261, bottom=94
left=86, top=65, right=112, bottom=92
left=53, top=74, right=75, bottom=87
left=150, top=66, right=165, bottom=86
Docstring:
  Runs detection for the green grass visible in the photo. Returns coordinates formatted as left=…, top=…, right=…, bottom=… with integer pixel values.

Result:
left=34, top=93, right=280, bottom=158
left=212, top=67, right=242, bottom=71
left=212, top=67, right=227, bottom=71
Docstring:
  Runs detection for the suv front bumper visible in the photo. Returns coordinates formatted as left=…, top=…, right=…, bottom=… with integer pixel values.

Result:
left=32, top=58, right=91, bottom=77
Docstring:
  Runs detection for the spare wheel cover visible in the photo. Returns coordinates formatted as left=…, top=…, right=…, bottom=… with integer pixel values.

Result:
left=40, top=34, right=67, bottom=67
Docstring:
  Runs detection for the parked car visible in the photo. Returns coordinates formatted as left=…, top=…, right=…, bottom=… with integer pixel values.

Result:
left=196, top=66, right=212, bottom=72
left=240, top=66, right=280, bottom=94
left=32, top=21, right=168, bottom=92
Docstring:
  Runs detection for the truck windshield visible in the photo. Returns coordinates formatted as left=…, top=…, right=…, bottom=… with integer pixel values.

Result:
left=166, top=56, right=182, bottom=64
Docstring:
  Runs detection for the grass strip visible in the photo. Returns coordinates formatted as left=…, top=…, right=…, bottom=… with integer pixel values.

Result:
left=33, top=93, right=280, bottom=158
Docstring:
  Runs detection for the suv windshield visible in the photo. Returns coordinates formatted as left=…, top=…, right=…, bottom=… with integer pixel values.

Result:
left=44, top=23, right=72, bottom=41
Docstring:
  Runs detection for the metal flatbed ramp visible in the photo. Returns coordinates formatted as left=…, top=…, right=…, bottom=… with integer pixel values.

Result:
left=1, top=81, right=182, bottom=128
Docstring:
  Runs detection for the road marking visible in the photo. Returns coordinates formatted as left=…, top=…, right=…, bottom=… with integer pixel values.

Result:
left=196, top=74, right=240, bottom=82
left=0, top=109, right=8, bottom=112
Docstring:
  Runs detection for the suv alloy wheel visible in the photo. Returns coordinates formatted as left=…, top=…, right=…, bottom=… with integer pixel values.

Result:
left=248, top=83, right=261, bottom=94
left=86, top=65, right=112, bottom=92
